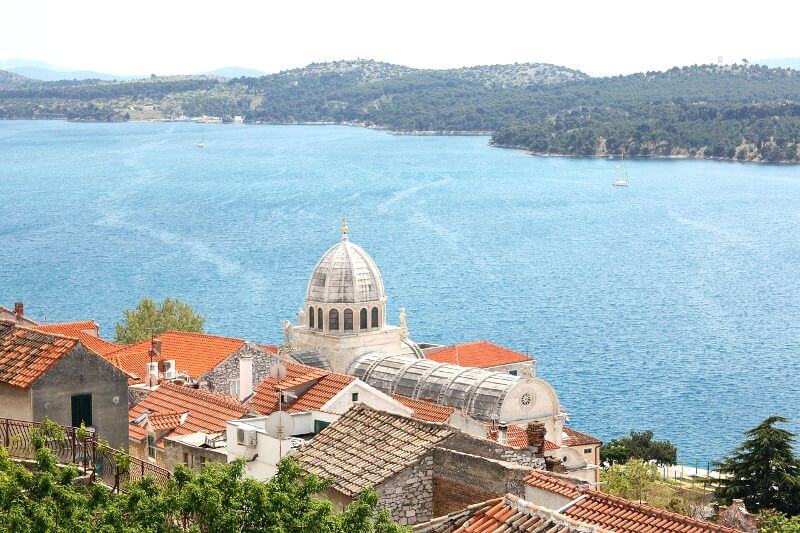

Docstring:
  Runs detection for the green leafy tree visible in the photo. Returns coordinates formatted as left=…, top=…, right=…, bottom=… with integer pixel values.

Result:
left=758, top=510, right=800, bottom=532
left=716, top=416, right=800, bottom=516
left=602, top=459, right=660, bottom=502
left=600, top=430, right=677, bottom=465
left=114, top=297, right=205, bottom=344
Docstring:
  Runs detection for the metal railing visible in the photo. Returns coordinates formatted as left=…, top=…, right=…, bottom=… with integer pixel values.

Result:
left=0, top=417, right=171, bottom=493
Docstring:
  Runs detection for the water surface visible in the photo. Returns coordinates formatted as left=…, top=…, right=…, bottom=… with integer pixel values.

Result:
left=2, top=120, right=799, bottom=464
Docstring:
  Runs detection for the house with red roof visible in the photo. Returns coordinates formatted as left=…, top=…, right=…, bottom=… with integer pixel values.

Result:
left=108, top=331, right=278, bottom=402
left=0, top=320, right=129, bottom=449
left=128, top=381, right=249, bottom=470
left=226, top=361, right=413, bottom=479
left=521, top=470, right=740, bottom=533
left=424, top=341, right=535, bottom=376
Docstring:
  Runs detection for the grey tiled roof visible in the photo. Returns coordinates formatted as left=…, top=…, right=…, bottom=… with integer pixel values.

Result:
left=290, top=403, right=454, bottom=496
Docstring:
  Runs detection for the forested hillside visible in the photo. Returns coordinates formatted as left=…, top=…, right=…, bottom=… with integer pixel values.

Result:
left=1, top=60, right=799, bottom=162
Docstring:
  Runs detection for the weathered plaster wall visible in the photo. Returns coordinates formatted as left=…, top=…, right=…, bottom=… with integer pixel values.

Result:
left=0, top=382, right=32, bottom=421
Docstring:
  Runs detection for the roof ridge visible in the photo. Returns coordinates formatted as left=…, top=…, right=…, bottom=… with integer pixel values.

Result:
left=352, top=402, right=455, bottom=435
left=160, top=329, right=247, bottom=343
left=2, top=319, right=81, bottom=342
left=579, top=488, right=737, bottom=531
left=158, top=382, right=248, bottom=413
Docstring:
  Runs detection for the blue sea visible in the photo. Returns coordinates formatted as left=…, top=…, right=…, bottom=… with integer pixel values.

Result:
left=3, top=120, right=800, bottom=465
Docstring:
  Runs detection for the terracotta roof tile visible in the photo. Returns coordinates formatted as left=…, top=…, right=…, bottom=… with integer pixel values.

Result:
left=563, top=427, right=602, bottom=446
left=34, top=322, right=123, bottom=357
left=393, top=395, right=455, bottom=423
left=523, top=470, right=583, bottom=498
left=251, top=361, right=354, bottom=415
left=292, top=403, right=454, bottom=497
left=412, top=493, right=609, bottom=532
left=108, top=331, right=246, bottom=380
left=148, top=411, right=186, bottom=431
left=129, top=382, right=248, bottom=444
left=425, top=341, right=532, bottom=368
left=0, top=320, right=79, bottom=388
left=564, top=489, right=741, bottom=532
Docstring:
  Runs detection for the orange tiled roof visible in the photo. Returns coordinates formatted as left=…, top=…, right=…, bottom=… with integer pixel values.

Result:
left=33, top=321, right=122, bottom=357
left=523, top=470, right=583, bottom=498
left=393, top=394, right=455, bottom=423
left=129, top=382, right=248, bottom=443
left=0, top=320, right=79, bottom=388
left=426, top=341, right=531, bottom=368
left=485, top=424, right=529, bottom=448
left=251, top=361, right=355, bottom=415
left=563, top=427, right=602, bottom=447
left=148, top=411, right=186, bottom=431
left=108, top=330, right=246, bottom=380
left=564, top=489, right=740, bottom=532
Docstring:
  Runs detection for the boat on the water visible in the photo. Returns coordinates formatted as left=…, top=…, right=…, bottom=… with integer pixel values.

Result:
left=196, top=125, right=206, bottom=148
left=613, top=151, right=630, bottom=186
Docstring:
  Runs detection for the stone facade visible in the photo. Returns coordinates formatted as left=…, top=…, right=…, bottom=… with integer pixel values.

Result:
left=440, top=431, right=546, bottom=469
left=376, top=454, right=435, bottom=526
left=163, top=438, right=226, bottom=471
left=201, top=343, right=278, bottom=395
left=431, top=447, right=533, bottom=516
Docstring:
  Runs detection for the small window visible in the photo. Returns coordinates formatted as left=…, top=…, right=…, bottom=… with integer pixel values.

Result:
left=71, top=394, right=92, bottom=427
left=329, top=309, right=339, bottom=331
left=314, top=420, right=330, bottom=434
left=344, top=309, right=353, bottom=331
left=229, top=379, right=240, bottom=396
left=509, top=369, right=518, bottom=376
left=351, top=392, right=359, bottom=402
left=147, top=434, right=156, bottom=459
left=309, top=306, right=315, bottom=328
left=360, top=308, right=368, bottom=330
left=317, top=308, right=323, bottom=330
left=197, top=456, right=206, bottom=466
left=183, top=452, right=191, bottom=466
left=584, top=448, right=593, bottom=454
left=371, top=307, right=379, bottom=329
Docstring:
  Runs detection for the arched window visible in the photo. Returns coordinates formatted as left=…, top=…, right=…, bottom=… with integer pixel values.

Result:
left=360, top=308, right=368, bottom=330
left=344, top=309, right=353, bottom=331
left=317, top=308, right=323, bottom=330
left=371, top=307, right=379, bottom=330
left=329, top=309, right=339, bottom=331
left=309, top=306, right=315, bottom=329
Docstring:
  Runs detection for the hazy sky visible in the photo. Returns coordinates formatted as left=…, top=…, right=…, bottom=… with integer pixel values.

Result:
left=2, top=0, right=798, bottom=76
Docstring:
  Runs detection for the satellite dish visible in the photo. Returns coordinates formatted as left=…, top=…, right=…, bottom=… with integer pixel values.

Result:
left=270, top=360, right=286, bottom=381
left=264, top=411, right=294, bottom=439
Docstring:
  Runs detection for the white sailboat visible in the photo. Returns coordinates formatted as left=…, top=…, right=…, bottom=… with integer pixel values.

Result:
left=196, top=125, right=206, bottom=148
left=613, top=150, right=629, bottom=187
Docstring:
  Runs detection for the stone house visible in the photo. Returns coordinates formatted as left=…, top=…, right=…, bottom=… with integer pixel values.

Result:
left=107, top=331, right=278, bottom=398
left=0, top=320, right=129, bottom=449
left=291, top=403, right=548, bottom=527
left=128, top=382, right=248, bottom=470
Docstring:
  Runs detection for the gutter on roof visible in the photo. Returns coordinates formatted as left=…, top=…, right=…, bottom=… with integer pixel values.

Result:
left=556, top=494, right=588, bottom=514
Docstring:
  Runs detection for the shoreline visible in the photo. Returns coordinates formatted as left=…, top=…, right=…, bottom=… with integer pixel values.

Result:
left=2, top=117, right=797, bottom=164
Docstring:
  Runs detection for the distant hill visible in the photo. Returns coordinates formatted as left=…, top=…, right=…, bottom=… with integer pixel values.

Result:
left=0, top=69, right=33, bottom=88
left=1, top=59, right=799, bottom=162
left=0, top=59, right=137, bottom=81
left=206, top=67, right=266, bottom=78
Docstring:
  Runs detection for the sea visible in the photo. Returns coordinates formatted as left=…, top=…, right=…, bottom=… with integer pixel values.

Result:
left=2, top=120, right=800, bottom=465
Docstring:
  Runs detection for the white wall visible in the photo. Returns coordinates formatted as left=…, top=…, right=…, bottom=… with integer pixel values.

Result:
left=323, top=381, right=412, bottom=416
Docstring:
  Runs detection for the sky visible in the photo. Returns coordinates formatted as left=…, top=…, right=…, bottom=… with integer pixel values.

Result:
left=2, top=0, right=798, bottom=76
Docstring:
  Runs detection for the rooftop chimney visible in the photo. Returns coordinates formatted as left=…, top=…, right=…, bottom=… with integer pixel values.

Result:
left=149, top=338, right=162, bottom=361
left=497, top=424, right=508, bottom=446
left=526, top=421, right=547, bottom=457
left=239, top=353, right=253, bottom=401
left=14, top=302, right=23, bottom=318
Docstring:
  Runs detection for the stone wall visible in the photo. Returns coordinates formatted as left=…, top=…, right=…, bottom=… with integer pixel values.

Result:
left=202, top=343, right=278, bottom=395
left=375, top=453, right=434, bottom=526
left=162, top=438, right=226, bottom=471
left=440, top=431, right=546, bottom=469
left=431, top=447, right=533, bottom=517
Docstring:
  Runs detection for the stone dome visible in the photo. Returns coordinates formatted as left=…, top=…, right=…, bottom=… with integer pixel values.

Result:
left=306, top=237, right=386, bottom=304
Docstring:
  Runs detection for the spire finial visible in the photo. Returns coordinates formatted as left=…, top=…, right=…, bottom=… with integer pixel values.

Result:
left=341, top=214, right=348, bottom=239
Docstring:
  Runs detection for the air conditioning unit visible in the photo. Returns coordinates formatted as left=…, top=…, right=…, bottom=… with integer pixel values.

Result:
left=163, top=360, right=177, bottom=379
left=237, top=428, right=257, bottom=447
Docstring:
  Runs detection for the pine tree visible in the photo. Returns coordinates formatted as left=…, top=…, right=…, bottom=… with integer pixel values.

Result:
left=114, top=297, right=205, bottom=344
left=716, top=416, right=800, bottom=515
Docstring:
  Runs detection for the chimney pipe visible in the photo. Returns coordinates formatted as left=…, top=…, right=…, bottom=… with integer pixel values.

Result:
left=14, top=302, right=23, bottom=318
left=526, top=421, right=547, bottom=457
left=239, top=353, right=253, bottom=401
left=498, top=424, right=508, bottom=446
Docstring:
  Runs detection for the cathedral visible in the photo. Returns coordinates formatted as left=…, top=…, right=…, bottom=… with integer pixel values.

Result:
left=283, top=221, right=597, bottom=481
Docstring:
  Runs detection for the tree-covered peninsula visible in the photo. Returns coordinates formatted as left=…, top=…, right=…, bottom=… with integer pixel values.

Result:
left=1, top=59, right=799, bottom=162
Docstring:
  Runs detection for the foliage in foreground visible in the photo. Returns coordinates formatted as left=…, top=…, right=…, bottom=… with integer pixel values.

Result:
left=114, top=297, right=205, bottom=344
left=716, top=416, right=800, bottom=517
left=600, top=459, right=705, bottom=517
left=0, top=433, right=407, bottom=532
left=600, top=429, right=677, bottom=466
left=758, top=509, right=800, bottom=532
